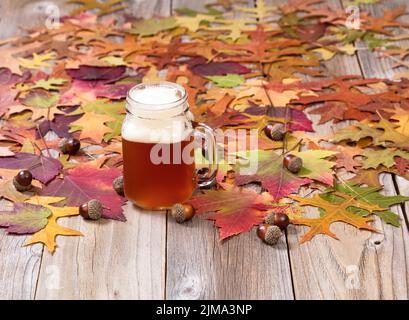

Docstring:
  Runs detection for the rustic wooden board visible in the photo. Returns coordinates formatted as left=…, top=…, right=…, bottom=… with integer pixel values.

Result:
left=165, top=0, right=295, bottom=300
left=0, top=0, right=169, bottom=300
left=0, top=202, right=43, bottom=299
left=264, top=0, right=409, bottom=299
left=35, top=203, right=166, bottom=299
left=350, top=0, right=409, bottom=297
left=1, top=0, right=408, bottom=300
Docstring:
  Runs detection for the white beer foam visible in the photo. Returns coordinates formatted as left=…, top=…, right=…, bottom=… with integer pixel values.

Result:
left=129, top=85, right=181, bottom=107
left=123, top=83, right=192, bottom=144
left=122, top=116, right=192, bottom=144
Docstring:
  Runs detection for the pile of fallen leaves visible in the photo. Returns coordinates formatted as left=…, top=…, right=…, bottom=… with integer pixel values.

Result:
left=1, top=0, right=409, bottom=252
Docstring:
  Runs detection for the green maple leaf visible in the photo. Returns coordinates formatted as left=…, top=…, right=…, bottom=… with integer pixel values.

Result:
left=104, top=115, right=125, bottom=142
left=33, top=78, right=67, bottom=91
left=293, top=150, right=337, bottom=185
left=21, top=91, right=59, bottom=109
left=127, top=17, right=178, bottom=37
left=362, top=149, right=409, bottom=169
left=320, top=183, right=408, bottom=227
left=207, top=74, right=245, bottom=88
left=76, top=99, right=125, bottom=117
left=0, top=203, right=52, bottom=234
left=344, top=0, right=381, bottom=5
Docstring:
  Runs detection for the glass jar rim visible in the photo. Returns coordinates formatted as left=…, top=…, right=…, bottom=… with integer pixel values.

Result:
left=126, top=81, right=188, bottom=112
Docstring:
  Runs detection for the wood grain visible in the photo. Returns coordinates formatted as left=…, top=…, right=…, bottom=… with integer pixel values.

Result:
left=35, top=203, right=166, bottom=299
left=264, top=0, right=409, bottom=299
left=1, top=0, right=409, bottom=300
left=165, top=0, right=294, bottom=300
left=350, top=0, right=409, bottom=297
left=0, top=199, right=43, bottom=299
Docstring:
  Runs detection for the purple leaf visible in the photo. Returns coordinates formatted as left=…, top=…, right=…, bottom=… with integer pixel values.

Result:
left=66, top=66, right=126, bottom=81
left=191, top=62, right=251, bottom=76
left=0, top=203, right=51, bottom=234
left=245, top=104, right=314, bottom=132
left=37, top=114, right=82, bottom=139
left=0, top=153, right=62, bottom=184
left=41, top=162, right=126, bottom=221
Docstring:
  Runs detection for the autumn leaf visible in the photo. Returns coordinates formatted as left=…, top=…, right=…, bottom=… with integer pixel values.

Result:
left=207, top=74, right=245, bottom=88
left=41, top=161, right=126, bottom=221
left=0, top=152, right=62, bottom=184
left=395, top=157, right=409, bottom=175
left=127, top=17, right=178, bottom=36
left=66, top=65, right=126, bottom=81
left=292, top=150, right=337, bottom=185
left=191, top=61, right=250, bottom=76
left=68, top=0, right=128, bottom=16
left=18, top=78, right=68, bottom=92
left=69, top=112, right=115, bottom=142
left=333, top=145, right=362, bottom=173
left=37, top=113, right=82, bottom=139
left=290, top=193, right=378, bottom=244
left=332, top=119, right=409, bottom=150
left=24, top=196, right=83, bottom=253
left=234, top=150, right=311, bottom=200
left=319, top=183, right=407, bottom=227
left=19, top=52, right=56, bottom=70
left=0, top=203, right=51, bottom=234
left=362, top=148, right=409, bottom=169
left=189, top=187, right=273, bottom=240
left=18, top=90, right=61, bottom=120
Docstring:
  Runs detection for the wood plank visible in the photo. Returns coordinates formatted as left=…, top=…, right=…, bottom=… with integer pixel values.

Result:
left=351, top=0, right=409, bottom=296
left=165, top=0, right=295, bottom=300
left=35, top=203, right=166, bottom=299
left=348, top=0, right=409, bottom=234
left=0, top=199, right=43, bottom=299
left=263, top=0, right=409, bottom=299
left=31, top=0, right=170, bottom=299
left=0, top=0, right=171, bottom=39
left=171, top=0, right=214, bottom=13
left=0, top=0, right=70, bottom=300
left=0, top=0, right=71, bottom=38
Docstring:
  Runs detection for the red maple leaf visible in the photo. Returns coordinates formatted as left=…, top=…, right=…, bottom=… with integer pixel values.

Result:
left=41, top=161, right=126, bottom=221
left=234, top=150, right=311, bottom=200
left=189, top=186, right=273, bottom=240
left=395, top=157, right=409, bottom=175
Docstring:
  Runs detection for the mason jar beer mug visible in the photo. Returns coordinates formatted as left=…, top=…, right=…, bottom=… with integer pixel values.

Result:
left=122, top=82, right=218, bottom=210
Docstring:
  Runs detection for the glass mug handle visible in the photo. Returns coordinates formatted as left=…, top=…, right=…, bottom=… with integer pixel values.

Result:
left=193, top=122, right=218, bottom=187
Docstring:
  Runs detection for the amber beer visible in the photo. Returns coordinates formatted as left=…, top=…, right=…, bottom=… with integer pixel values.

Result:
left=122, top=82, right=217, bottom=210
left=122, top=139, right=196, bottom=209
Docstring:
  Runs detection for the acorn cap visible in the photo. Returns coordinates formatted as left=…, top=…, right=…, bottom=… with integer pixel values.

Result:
left=284, top=154, right=303, bottom=174
left=264, top=225, right=282, bottom=245
left=113, top=176, right=124, bottom=196
left=264, top=212, right=276, bottom=225
left=80, top=199, right=103, bottom=220
left=268, top=123, right=285, bottom=141
left=171, top=203, right=186, bottom=224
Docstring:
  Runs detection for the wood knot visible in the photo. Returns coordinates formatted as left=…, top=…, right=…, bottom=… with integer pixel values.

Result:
left=173, top=274, right=202, bottom=300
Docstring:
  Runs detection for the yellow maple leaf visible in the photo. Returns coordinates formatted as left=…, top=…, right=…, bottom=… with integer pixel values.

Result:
left=24, top=196, right=83, bottom=253
left=70, top=112, right=115, bottom=143
left=290, top=193, right=379, bottom=243
left=19, top=52, right=56, bottom=70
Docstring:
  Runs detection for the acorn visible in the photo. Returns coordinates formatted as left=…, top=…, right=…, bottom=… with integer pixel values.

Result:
left=257, top=224, right=283, bottom=245
left=59, top=137, right=81, bottom=155
left=265, top=212, right=290, bottom=230
left=283, top=154, right=303, bottom=173
left=79, top=199, right=103, bottom=220
left=171, top=203, right=195, bottom=224
left=264, top=122, right=285, bottom=141
left=13, top=170, right=33, bottom=192
left=113, top=176, right=124, bottom=196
